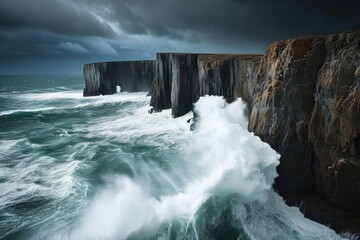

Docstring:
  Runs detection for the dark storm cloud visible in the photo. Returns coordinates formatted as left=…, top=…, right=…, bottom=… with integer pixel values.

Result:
left=85, top=0, right=360, bottom=45
left=0, top=0, right=115, bottom=37
left=0, top=30, right=151, bottom=74
left=0, top=0, right=359, bottom=73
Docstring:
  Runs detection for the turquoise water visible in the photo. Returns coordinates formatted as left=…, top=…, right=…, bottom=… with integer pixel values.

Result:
left=0, top=75, right=348, bottom=239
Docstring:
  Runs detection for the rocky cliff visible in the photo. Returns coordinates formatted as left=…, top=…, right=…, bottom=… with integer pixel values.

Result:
left=248, top=31, right=360, bottom=217
left=150, top=53, right=262, bottom=117
left=83, top=60, right=155, bottom=96
left=150, top=53, right=200, bottom=116
left=148, top=30, right=360, bottom=233
left=83, top=30, right=360, bottom=233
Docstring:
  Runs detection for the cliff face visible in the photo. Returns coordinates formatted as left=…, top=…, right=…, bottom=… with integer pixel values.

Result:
left=150, top=53, right=200, bottom=116
left=248, top=37, right=327, bottom=196
left=248, top=30, right=360, bottom=214
left=198, top=55, right=262, bottom=104
left=82, top=30, right=360, bottom=231
left=308, top=32, right=360, bottom=212
left=83, top=61, right=155, bottom=96
left=150, top=53, right=172, bottom=110
left=149, top=30, right=360, bottom=218
left=150, top=53, right=262, bottom=117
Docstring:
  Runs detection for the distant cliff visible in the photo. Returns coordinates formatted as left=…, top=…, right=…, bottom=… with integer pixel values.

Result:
left=83, top=60, right=155, bottom=96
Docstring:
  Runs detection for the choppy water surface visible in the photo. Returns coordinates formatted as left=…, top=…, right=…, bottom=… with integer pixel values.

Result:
left=0, top=75, right=348, bottom=239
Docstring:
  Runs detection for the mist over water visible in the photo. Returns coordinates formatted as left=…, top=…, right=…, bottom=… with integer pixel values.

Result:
left=0, top=75, right=347, bottom=239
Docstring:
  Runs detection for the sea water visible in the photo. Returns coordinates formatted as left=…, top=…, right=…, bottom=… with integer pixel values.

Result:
left=0, top=75, right=349, bottom=239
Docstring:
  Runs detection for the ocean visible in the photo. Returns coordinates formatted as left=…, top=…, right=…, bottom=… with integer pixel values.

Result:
left=0, top=74, right=349, bottom=239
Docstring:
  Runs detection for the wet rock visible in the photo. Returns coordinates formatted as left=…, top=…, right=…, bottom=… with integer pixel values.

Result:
left=308, top=30, right=360, bottom=212
left=249, top=30, right=360, bottom=215
left=198, top=54, right=262, bottom=104
left=83, top=61, right=155, bottom=96
left=150, top=53, right=262, bottom=117
left=248, top=36, right=327, bottom=195
left=284, top=193, right=360, bottom=235
left=150, top=53, right=175, bottom=110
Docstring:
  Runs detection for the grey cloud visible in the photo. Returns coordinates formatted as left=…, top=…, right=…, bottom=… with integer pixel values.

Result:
left=85, top=0, right=360, bottom=47
left=1, top=0, right=359, bottom=74
left=0, top=30, right=122, bottom=62
left=56, top=42, right=89, bottom=54
left=0, top=30, right=151, bottom=73
left=0, top=0, right=115, bottom=38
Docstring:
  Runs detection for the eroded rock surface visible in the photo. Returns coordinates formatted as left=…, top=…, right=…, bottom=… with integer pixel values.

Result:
left=248, top=30, right=360, bottom=215
left=308, top=31, right=360, bottom=213
left=150, top=53, right=262, bottom=117
left=83, top=61, right=155, bottom=96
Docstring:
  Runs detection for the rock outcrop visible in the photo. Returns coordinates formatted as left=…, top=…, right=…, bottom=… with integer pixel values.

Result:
left=198, top=54, right=262, bottom=105
left=83, top=60, right=155, bottom=96
left=248, top=30, right=360, bottom=216
left=150, top=53, right=199, bottom=116
left=150, top=53, right=262, bottom=117
left=308, top=32, right=360, bottom=212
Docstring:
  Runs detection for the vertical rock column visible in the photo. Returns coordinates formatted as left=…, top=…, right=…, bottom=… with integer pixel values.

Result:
left=150, top=53, right=174, bottom=109
left=171, top=54, right=200, bottom=117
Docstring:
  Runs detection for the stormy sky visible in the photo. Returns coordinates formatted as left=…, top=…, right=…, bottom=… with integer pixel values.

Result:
left=0, top=0, right=359, bottom=74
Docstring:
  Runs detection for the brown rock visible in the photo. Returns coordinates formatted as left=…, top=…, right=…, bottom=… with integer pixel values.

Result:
left=249, top=35, right=327, bottom=195
left=308, top=30, right=360, bottom=212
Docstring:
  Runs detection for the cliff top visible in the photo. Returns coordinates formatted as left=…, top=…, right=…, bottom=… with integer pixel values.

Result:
left=198, top=54, right=263, bottom=61
left=157, top=52, right=263, bottom=57
left=84, top=60, right=156, bottom=65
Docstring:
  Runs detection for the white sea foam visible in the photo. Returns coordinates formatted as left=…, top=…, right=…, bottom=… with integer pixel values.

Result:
left=73, top=92, right=149, bottom=108
left=1, top=90, right=345, bottom=239
left=18, top=91, right=83, bottom=100
left=0, top=154, right=83, bottom=211
left=18, top=90, right=148, bottom=102
left=69, top=96, right=281, bottom=239
left=0, top=139, right=19, bottom=153
left=0, top=107, right=57, bottom=116
left=0, top=135, right=91, bottom=240
left=226, top=191, right=344, bottom=240
left=0, top=92, right=150, bottom=117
